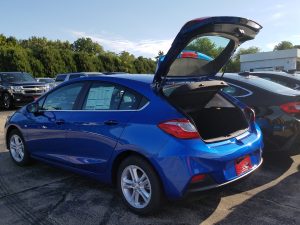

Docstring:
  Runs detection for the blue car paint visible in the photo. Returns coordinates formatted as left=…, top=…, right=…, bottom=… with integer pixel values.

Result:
left=5, top=74, right=263, bottom=199
left=5, top=17, right=264, bottom=200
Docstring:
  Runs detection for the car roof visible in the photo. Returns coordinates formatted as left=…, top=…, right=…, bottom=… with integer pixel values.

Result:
left=100, top=73, right=154, bottom=84
left=217, top=73, right=300, bottom=96
left=250, top=71, right=300, bottom=80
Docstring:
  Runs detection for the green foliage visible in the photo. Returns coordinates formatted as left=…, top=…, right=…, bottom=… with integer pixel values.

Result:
left=185, top=37, right=222, bottom=58
left=226, top=47, right=260, bottom=72
left=0, top=34, right=156, bottom=77
left=273, top=41, right=294, bottom=51
left=0, top=46, right=31, bottom=72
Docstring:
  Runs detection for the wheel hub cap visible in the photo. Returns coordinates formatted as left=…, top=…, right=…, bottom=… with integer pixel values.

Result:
left=10, top=134, right=24, bottom=162
left=121, top=165, right=152, bottom=209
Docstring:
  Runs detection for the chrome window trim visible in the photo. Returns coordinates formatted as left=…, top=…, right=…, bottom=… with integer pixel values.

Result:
left=38, top=101, right=150, bottom=112
left=223, top=82, right=253, bottom=98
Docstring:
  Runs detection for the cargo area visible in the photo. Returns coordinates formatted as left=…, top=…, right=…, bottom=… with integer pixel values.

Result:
left=163, top=81, right=249, bottom=142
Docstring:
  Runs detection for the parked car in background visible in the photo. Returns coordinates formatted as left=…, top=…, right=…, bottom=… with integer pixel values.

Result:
left=242, top=71, right=300, bottom=90
left=36, top=77, right=55, bottom=90
left=0, top=72, right=48, bottom=110
left=55, top=72, right=103, bottom=86
left=5, top=16, right=263, bottom=214
left=216, top=73, right=300, bottom=151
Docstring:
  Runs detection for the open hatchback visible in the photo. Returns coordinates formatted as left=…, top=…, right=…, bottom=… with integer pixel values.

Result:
left=155, top=16, right=262, bottom=142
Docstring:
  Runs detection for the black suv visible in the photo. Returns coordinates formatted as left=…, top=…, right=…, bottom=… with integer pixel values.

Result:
left=0, top=72, right=48, bottom=109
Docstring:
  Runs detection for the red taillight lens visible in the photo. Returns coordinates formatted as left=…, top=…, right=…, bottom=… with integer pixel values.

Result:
left=244, top=107, right=255, bottom=122
left=158, top=119, right=200, bottom=139
left=280, top=102, right=300, bottom=114
left=191, top=174, right=206, bottom=183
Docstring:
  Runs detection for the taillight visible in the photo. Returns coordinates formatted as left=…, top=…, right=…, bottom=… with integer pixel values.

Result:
left=191, top=174, right=206, bottom=183
left=244, top=107, right=255, bottom=122
left=158, top=119, right=200, bottom=139
left=280, top=102, right=300, bottom=114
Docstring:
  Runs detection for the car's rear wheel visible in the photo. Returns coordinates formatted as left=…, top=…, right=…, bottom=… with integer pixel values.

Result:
left=117, top=156, right=162, bottom=214
left=8, top=130, right=31, bottom=166
left=3, top=93, right=13, bottom=110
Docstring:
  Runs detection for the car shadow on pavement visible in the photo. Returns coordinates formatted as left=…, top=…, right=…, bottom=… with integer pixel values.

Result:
left=215, top=163, right=300, bottom=225
left=0, top=146, right=298, bottom=225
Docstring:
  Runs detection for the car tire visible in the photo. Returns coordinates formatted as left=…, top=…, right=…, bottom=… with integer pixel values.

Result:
left=3, top=93, right=13, bottom=110
left=8, top=129, right=31, bottom=166
left=117, top=155, right=162, bottom=214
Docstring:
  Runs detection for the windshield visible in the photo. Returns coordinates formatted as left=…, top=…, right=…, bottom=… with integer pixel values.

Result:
left=55, top=74, right=67, bottom=82
left=38, top=78, right=54, bottom=83
left=1, top=73, right=36, bottom=83
left=166, top=36, right=230, bottom=77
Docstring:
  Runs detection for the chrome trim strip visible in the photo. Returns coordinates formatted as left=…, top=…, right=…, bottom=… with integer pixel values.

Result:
left=188, top=158, right=263, bottom=192
left=39, top=101, right=150, bottom=112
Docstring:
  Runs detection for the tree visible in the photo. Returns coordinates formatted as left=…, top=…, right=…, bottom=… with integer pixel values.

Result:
left=72, top=38, right=103, bottom=55
left=226, top=47, right=260, bottom=72
left=38, top=47, right=66, bottom=77
left=273, top=41, right=294, bottom=51
left=0, top=46, right=31, bottom=72
left=73, top=52, right=96, bottom=72
left=185, top=37, right=219, bottom=58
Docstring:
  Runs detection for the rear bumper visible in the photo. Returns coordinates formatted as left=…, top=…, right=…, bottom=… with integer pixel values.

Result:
left=188, top=157, right=263, bottom=192
left=154, top=125, right=264, bottom=199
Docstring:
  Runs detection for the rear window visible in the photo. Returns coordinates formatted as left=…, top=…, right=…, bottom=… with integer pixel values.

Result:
left=224, top=74, right=300, bottom=96
left=69, top=74, right=83, bottom=80
left=0, top=73, right=36, bottom=83
left=55, top=74, right=67, bottom=82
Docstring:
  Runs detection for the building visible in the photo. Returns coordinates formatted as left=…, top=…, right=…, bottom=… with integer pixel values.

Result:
left=240, top=48, right=300, bottom=72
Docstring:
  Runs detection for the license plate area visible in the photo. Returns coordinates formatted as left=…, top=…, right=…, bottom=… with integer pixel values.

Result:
left=235, top=155, right=252, bottom=176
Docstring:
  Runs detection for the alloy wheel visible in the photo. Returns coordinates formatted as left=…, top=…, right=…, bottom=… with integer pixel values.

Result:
left=10, top=134, right=25, bottom=162
left=121, top=165, right=152, bottom=209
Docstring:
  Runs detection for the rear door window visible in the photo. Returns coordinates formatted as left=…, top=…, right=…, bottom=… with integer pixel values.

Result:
left=82, top=82, right=145, bottom=110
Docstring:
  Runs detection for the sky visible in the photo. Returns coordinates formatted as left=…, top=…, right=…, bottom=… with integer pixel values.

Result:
left=1, top=0, right=299, bottom=58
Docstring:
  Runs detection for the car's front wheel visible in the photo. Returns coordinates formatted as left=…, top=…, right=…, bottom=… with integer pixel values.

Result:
left=8, top=130, right=31, bottom=166
left=117, top=156, right=162, bottom=214
left=2, top=93, right=13, bottom=110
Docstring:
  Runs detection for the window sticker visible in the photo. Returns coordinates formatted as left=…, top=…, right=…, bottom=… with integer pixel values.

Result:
left=85, top=86, right=115, bottom=110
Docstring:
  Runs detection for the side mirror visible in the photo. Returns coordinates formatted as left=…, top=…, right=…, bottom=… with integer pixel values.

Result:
left=27, top=102, right=39, bottom=114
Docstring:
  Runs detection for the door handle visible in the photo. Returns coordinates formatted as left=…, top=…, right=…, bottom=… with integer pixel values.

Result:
left=104, top=120, right=119, bottom=125
left=55, top=119, right=65, bottom=125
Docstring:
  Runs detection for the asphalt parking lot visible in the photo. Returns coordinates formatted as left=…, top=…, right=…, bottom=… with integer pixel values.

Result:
left=0, top=110, right=299, bottom=225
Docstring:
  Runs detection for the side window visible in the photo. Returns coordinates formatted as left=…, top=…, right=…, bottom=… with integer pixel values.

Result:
left=42, top=82, right=84, bottom=110
left=82, top=82, right=145, bottom=110
left=83, top=83, right=122, bottom=110
left=69, top=74, right=82, bottom=80
left=222, top=85, right=251, bottom=97
left=119, top=90, right=141, bottom=110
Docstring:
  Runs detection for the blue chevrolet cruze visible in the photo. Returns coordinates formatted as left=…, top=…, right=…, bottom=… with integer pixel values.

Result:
left=5, top=16, right=263, bottom=214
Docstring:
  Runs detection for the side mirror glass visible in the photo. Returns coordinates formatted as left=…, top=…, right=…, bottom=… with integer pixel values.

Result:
left=27, top=102, right=39, bottom=113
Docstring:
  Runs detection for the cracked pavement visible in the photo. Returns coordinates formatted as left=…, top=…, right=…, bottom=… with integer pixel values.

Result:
left=0, top=110, right=299, bottom=225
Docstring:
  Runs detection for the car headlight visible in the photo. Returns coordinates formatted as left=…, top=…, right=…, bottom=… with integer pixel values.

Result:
left=44, top=84, right=50, bottom=92
left=9, top=86, right=23, bottom=93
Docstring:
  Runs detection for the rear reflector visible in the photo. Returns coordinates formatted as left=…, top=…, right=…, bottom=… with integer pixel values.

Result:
left=280, top=102, right=300, bottom=114
left=191, top=174, right=206, bottom=183
left=158, top=119, right=200, bottom=139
